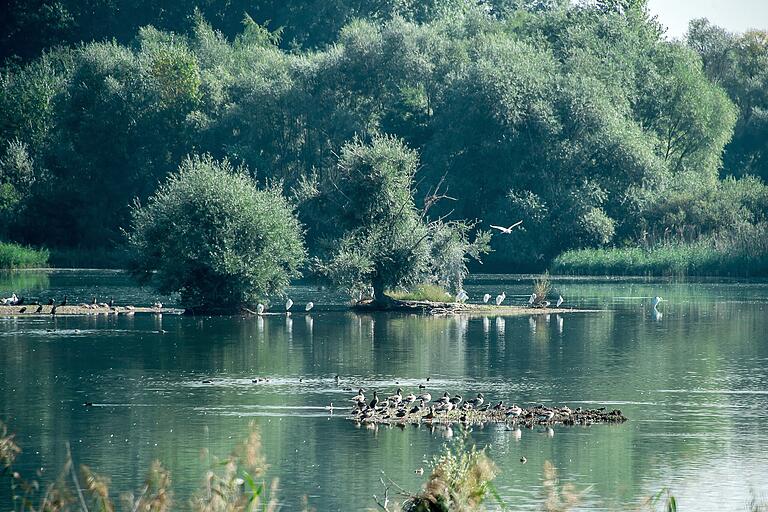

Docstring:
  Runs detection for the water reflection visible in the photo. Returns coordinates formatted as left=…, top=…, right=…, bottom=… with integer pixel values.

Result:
left=0, top=272, right=767, bottom=510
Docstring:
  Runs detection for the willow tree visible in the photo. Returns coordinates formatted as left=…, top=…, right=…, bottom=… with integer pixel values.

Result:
left=127, top=155, right=305, bottom=312
left=309, top=135, right=490, bottom=303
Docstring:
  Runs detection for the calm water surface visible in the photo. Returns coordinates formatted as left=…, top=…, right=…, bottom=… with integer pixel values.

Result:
left=1, top=270, right=767, bottom=510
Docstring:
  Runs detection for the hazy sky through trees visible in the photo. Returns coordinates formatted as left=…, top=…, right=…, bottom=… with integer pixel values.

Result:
left=647, top=0, right=768, bottom=38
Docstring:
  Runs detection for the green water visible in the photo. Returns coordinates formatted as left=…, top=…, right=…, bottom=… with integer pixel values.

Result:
left=1, top=271, right=767, bottom=510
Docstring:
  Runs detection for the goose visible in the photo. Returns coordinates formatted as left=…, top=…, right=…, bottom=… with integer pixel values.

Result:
left=305, top=302, right=314, bottom=311
left=285, top=298, right=294, bottom=311
left=436, top=392, right=451, bottom=405
left=350, top=388, right=365, bottom=403
left=368, top=391, right=379, bottom=409
left=466, top=393, right=484, bottom=409
left=495, top=292, right=506, bottom=305
left=256, top=303, right=265, bottom=315
left=423, top=407, right=435, bottom=421
left=387, top=388, right=403, bottom=406
left=408, top=400, right=424, bottom=415
left=506, top=404, right=522, bottom=418
left=403, top=392, right=417, bottom=404
left=416, top=391, right=431, bottom=403
left=449, top=394, right=463, bottom=406
left=492, top=401, right=504, bottom=410
left=483, top=293, right=491, bottom=303
left=556, top=295, right=564, bottom=308
left=538, top=409, right=555, bottom=423
left=489, top=220, right=523, bottom=234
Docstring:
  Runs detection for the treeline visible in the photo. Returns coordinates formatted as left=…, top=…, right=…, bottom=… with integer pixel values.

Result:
left=0, top=0, right=767, bottom=271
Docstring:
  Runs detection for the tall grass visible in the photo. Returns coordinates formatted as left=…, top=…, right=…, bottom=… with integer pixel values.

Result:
left=1, top=420, right=283, bottom=512
left=0, top=242, right=49, bottom=269
left=551, top=223, right=768, bottom=277
left=388, top=284, right=451, bottom=302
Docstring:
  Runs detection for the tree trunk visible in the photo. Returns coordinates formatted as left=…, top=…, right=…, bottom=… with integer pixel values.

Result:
left=371, top=273, right=397, bottom=308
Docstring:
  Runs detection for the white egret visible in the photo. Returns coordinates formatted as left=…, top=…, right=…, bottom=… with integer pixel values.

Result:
left=256, top=303, right=265, bottom=315
left=305, top=302, right=314, bottom=311
left=455, top=290, right=469, bottom=303
left=651, top=296, right=663, bottom=308
left=556, top=295, right=564, bottom=308
left=483, top=293, right=491, bottom=303
left=489, top=220, right=523, bottom=234
left=285, top=298, right=293, bottom=311
left=495, top=292, right=506, bottom=305
left=528, top=293, right=536, bottom=305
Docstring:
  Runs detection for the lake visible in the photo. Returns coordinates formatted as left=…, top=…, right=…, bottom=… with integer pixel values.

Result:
left=1, top=270, right=767, bottom=510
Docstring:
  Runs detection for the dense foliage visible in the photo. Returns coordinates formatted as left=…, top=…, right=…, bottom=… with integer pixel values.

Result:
left=1, top=0, right=767, bottom=275
left=126, top=155, right=305, bottom=310
left=310, top=136, right=490, bottom=299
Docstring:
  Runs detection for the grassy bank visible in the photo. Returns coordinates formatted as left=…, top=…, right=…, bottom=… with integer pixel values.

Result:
left=552, top=224, right=768, bottom=277
left=0, top=242, right=49, bottom=269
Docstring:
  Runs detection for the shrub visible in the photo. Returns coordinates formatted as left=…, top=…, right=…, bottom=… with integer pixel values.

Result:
left=126, top=155, right=305, bottom=311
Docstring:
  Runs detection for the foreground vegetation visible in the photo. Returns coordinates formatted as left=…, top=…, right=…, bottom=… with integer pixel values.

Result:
left=0, top=242, right=48, bottom=269
left=552, top=223, right=768, bottom=277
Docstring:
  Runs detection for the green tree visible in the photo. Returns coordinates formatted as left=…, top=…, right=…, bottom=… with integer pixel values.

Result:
left=126, top=154, right=305, bottom=312
left=311, top=135, right=489, bottom=302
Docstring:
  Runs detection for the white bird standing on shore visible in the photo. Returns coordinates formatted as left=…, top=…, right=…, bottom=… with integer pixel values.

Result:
left=651, top=296, right=663, bottom=308
left=489, top=220, right=523, bottom=234
left=483, top=293, right=491, bottom=303
left=285, top=298, right=293, bottom=311
left=528, top=293, right=537, bottom=305
left=305, top=302, right=314, bottom=311
left=256, top=303, right=265, bottom=315
left=556, top=295, right=564, bottom=308
left=495, top=292, right=506, bottom=305
left=455, top=290, right=469, bottom=303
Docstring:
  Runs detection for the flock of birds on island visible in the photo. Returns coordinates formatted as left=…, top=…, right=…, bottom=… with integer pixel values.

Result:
left=342, top=384, right=626, bottom=428
left=0, top=293, right=166, bottom=315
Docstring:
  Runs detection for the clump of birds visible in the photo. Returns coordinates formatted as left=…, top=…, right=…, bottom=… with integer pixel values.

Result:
left=346, top=387, right=626, bottom=427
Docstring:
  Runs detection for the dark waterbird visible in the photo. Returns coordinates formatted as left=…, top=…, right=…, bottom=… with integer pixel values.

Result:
left=18, top=307, right=26, bottom=313
left=35, top=304, right=43, bottom=313
left=50, top=304, right=57, bottom=315
left=47, top=298, right=54, bottom=305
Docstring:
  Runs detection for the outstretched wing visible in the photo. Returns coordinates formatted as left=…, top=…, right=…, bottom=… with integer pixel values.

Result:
left=489, top=225, right=507, bottom=232
left=506, top=220, right=523, bottom=230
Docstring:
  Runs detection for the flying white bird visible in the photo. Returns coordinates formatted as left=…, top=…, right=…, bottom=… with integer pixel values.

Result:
left=305, top=302, right=314, bottom=311
left=489, top=220, right=523, bottom=234
left=495, top=292, right=506, bottom=305
left=483, top=293, right=491, bottom=303
left=556, top=295, right=564, bottom=308
left=528, top=293, right=537, bottom=305
left=285, top=298, right=294, bottom=311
